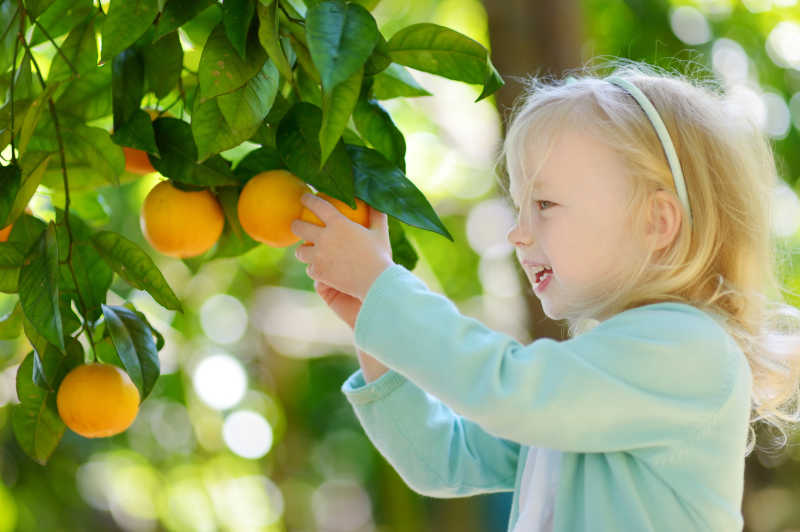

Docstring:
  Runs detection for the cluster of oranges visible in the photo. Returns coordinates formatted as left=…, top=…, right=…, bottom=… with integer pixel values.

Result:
left=48, top=113, right=375, bottom=443
left=127, top=108, right=371, bottom=258
left=138, top=168, right=370, bottom=258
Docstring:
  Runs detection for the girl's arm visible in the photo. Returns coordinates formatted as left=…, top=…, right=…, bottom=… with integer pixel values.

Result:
left=341, top=360, right=521, bottom=497
left=354, top=264, right=749, bottom=453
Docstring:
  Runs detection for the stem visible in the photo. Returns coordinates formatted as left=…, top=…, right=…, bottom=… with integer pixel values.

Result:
left=9, top=3, right=21, bottom=165
left=31, top=16, right=78, bottom=76
left=22, top=39, right=98, bottom=362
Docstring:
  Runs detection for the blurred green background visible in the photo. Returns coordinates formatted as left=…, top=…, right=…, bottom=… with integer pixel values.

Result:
left=2, top=0, right=800, bottom=530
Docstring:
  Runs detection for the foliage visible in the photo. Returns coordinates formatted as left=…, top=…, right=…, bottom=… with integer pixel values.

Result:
left=0, top=0, right=501, bottom=464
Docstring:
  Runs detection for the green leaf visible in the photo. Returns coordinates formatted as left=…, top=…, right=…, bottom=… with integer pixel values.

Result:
left=295, top=64, right=322, bottom=106
left=233, top=145, right=283, bottom=180
left=29, top=0, right=94, bottom=47
left=8, top=213, right=46, bottom=251
left=388, top=216, right=417, bottom=271
left=207, top=186, right=259, bottom=259
left=54, top=67, right=113, bottom=122
left=11, top=352, right=65, bottom=465
left=256, top=1, right=292, bottom=80
left=248, top=91, right=291, bottom=148
left=91, top=230, right=183, bottom=312
left=0, top=2, right=21, bottom=74
left=18, top=82, right=60, bottom=158
left=153, top=0, right=216, bottom=42
left=142, top=30, right=183, bottom=99
left=27, top=120, right=125, bottom=190
left=370, top=63, right=431, bottom=99
left=59, top=294, right=82, bottom=336
left=47, top=16, right=97, bottom=83
left=111, top=108, right=159, bottom=154
left=0, top=242, right=25, bottom=293
left=54, top=211, right=113, bottom=323
left=386, top=23, right=503, bottom=101
left=193, top=58, right=279, bottom=161
left=32, top=338, right=82, bottom=392
left=22, top=311, right=47, bottom=360
left=305, top=1, right=379, bottom=91
left=276, top=102, right=355, bottom=207
left=319, top=66, right=362, bottom=168
left=150, top=117, right=239, bottom=186
left=352, top=97, right=405, bottom=171
left=100, top=0, right=160, bottom=63
left=0, top=301, right=22, bottom=339
left=24, top=0, right=57, bottom=19
left=364, top=33, right=390, bottom=76
left=11, top=155, right=50, bottom=228
left=222, top=0, right=256, bottom=59
left=101, top=304, right=160, bottom=400
left=19, top=223, right=64, bottom=353
left=0, top=163, right=22, bottom=228
left=112, top=47, right=145, bottom=132
left=197, top=22, right=268, bottom=102
left=346, top=144, right=452, bottom=240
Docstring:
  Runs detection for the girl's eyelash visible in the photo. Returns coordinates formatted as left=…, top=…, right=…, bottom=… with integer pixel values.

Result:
left=536, top=200, right=554, bottom=210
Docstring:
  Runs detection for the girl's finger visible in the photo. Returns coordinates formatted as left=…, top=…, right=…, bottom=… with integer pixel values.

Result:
left=300, top=193, right=342, bottom=224
left=294, top=242, right=313, bottom=263
left=291, top=218, right=323, bottom=243
left=369, top=207, right=388, bottom=232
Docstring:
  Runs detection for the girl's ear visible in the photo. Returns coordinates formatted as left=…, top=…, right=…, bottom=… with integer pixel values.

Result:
left=645, top=190, right=682, bottom=252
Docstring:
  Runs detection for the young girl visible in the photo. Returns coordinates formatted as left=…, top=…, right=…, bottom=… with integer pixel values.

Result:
left=291, top=60, right=800, bottom=531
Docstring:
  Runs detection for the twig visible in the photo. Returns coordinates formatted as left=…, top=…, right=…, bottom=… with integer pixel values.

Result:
left=22, top=39, right=98, bottom=361
left=9, top=2, right=21, bottom=165
left=31, top=16, right=78, bottom=76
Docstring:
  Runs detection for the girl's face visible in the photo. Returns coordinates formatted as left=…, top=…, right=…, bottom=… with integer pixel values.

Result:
left=506, top=128, right=646, bottom=320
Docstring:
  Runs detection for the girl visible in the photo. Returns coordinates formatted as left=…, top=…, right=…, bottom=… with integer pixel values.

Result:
left=291, top=60, right=800, bottom=531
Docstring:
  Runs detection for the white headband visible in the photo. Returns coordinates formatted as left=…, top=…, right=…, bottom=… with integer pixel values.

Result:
left=565, top=76, right=692, bottom=226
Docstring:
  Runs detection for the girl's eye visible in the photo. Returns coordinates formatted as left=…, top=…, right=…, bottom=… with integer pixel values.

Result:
left=536, top=200, right=554, bottom=210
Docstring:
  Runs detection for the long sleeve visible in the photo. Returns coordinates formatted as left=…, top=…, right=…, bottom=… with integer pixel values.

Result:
left=341, top=367, right=521, bottom=497
left=353, top=264, right=742, bottom=454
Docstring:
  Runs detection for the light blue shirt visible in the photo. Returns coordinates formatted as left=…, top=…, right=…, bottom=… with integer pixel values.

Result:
left=341, top=264, right=752, bottom=531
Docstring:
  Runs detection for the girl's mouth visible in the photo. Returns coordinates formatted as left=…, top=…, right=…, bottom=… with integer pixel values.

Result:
left=534, top=267, right=553, bottom=291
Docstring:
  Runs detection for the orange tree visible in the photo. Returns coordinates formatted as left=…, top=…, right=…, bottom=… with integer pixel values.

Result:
left=0, top=0, right=501, bottom=464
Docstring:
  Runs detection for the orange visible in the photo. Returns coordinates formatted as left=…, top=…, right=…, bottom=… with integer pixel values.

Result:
left=140, top=180, right=225, bottom=257
left=299, top=193, right=370, bottom=246
left=237, top=169, right=312, bottom=247
left=122, top=109, right=168, bottom=175
left=56, top=363, right=140, bottom=438
left=300, top=192, right=370, bottom=227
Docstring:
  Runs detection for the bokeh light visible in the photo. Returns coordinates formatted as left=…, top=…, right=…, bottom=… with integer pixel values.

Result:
left=669, top=6, right=712, bottom=45
left=222, top=410, right=274, bottom=459
left=200, top=293, right=248, bottom=344
left=311, top=478, right=373, bottom=532
left=771, top=182, right=800, bottom=238
left=766, top=21, right=800, bottom=70
left=466, top=198, right=516, bottom=256
left=712, top=38, right=750, bottom=85
left=192, top=353, right=247, bottom=410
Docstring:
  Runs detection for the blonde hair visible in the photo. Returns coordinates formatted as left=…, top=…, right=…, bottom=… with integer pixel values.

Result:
left=497, top=57, right=800, bottom=458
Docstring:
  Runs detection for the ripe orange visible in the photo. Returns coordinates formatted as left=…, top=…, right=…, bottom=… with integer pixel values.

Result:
left=300, top=192, right=370, bottom=227
left=140, top=180, right=225, bottom=258
left=56, top=363, right=141, bottom=438
left=237, top=169, right=312, bottom=247
left=122, top=109, right=168, bottom=175
left=298, top=193, right=370, bottom=246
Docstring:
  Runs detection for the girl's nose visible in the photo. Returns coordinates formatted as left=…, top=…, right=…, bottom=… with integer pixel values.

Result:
left=506, top=223, right=532, bottom=247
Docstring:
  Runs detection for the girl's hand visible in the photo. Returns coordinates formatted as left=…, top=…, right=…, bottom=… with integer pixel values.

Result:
left=292, top=194, right=394, bottom=301
left=314, top=280, right=361, bottom=330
